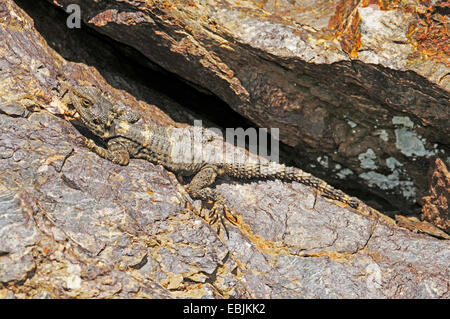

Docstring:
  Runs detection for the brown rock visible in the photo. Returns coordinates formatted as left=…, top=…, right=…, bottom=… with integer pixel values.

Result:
left=421, top=158, right=450, bottom=234
left=1, top=0, right=449, bottom=299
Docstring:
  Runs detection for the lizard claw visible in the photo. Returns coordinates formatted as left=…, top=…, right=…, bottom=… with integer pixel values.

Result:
left=208, top=202, right=239, bottom=238
left=188, top=199, right=238, bottom=239
left=211, top=202, right=238, bottom=226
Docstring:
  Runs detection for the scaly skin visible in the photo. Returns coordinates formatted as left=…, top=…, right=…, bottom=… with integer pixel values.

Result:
left=68, top=86, right=365, bottom=223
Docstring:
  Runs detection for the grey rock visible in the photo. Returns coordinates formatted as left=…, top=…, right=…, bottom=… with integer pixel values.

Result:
left=0, top=0, right=448, bottom=299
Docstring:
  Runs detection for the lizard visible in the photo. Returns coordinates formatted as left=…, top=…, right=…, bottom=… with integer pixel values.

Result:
left=65, top=85, right=382, bottom=228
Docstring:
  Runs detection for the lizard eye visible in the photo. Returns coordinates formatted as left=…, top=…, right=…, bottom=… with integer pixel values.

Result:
left=82, top=99, right=91, bottom=108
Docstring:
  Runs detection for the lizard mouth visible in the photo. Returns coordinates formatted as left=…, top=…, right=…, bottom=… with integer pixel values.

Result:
left=64, top=103, right=81, bottom=121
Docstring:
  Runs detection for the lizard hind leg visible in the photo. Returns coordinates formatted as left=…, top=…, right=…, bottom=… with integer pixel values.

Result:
left=186, top=165, right=238, bottom=236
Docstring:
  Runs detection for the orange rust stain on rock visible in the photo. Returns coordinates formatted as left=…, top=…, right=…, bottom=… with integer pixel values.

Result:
left=303, top=251, right=351, bottom=261
left=161, top=1, right=176, bottom=10
left=361, top=0, right=400, bottom=10
left=408, top=6, right=449, bottom=67
left=328, top=0, right=359, bottom=31
left=229, top=214, right=287, bottom=256
left=358, top=1, right=449, bottom=67
left=329, top=0, right=362, bottom=58
left=43, top=247, right=52, bottom=256
left=340, top=11, right=362, bottom=58
left=330, top=0, right=448, bottom=61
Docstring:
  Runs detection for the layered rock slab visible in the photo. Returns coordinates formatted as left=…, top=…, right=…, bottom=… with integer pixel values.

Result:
left=0, top=0, right=448, bottom=298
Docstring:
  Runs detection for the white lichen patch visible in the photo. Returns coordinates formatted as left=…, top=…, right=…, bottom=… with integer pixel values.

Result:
left=392, top=116, right=414, bottom=128
left=214, top=8, right=347, bottom=63
left=392, top=116, right=437, bottom=158
left=337, top=168, right=354, bottom=179
left=66, top=264, right=82, bottom=290
left=394, top=128, right=436, bottom=157
left=360, top=155, right=415, bottom=200
left=357, top=6, right=413, bottom=69
left=346, top=120, right=357, bottom=128
left=378, top=129, right=389, bottom=142
left=37, top=164, right=49, bottom=173
left=386, top=157, right=403, bottom=170
left=358, top=148, right=378, bottom=169
left=359, top=170, right=416, bottom=200
left=317, top=155, right=329, bottom=168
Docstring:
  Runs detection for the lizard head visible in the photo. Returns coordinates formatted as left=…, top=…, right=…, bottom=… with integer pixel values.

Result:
left=69, top=86, right=116, bottom=138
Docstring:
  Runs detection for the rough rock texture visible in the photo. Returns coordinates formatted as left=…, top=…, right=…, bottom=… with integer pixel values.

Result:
left=44, top=0, right=450, bottom=213
left=0, top=0, right=449, bottom=298
left=1, top=110, right=449, bottom=299
left=0, top=110, right=235, bottom=298
left=421, top=158, right=450, bottom=234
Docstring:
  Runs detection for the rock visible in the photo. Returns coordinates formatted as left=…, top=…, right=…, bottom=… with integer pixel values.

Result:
left=0, top=108, right=236, bottom=298
left=1, top=110, right=448, bottom=299
left=43, top=0, right=450, bottom=212
left=0, top=0, right=448, bottom=299
left=395, top=215, right=450, bottom=240
left=420, top=158, right=450, bottom=234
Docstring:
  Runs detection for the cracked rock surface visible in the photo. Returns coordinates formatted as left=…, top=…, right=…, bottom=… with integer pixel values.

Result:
left=0, top=111, right=448, bottom=298
left=0, top=0, right=449, bottom=298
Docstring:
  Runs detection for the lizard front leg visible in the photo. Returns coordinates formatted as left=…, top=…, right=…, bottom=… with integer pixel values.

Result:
left=83, top=137, right=130, bottom=166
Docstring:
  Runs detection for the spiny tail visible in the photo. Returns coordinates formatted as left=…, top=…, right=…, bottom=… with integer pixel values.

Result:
left=223, top=161, right=360, bottom=209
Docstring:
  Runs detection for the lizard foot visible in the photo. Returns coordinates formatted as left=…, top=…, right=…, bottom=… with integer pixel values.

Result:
left=186, top=184, right=238, bottom=238
left=189, top=200, right=238, bottom=239
left=206, top=201, right=239, bottom=239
